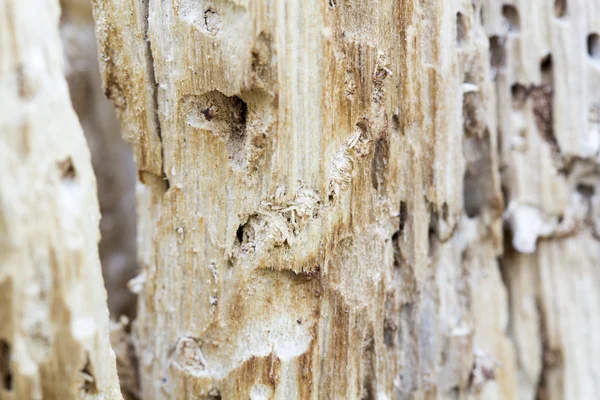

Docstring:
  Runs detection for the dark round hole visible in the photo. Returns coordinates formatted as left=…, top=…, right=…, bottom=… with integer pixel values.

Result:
left=588, top=33, right=600, bottom=61
left=554, top=0, right=567, bottom=18
left=502, top=5, right=520, bottom=32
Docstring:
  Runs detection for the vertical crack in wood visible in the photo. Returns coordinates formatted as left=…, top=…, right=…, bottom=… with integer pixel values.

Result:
left=144, top=0, right=169, bottom=190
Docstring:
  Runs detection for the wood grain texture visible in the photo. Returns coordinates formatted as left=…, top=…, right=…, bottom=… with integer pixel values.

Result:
left=0, top=0, right=122, bottom=398
left=93, top=0, right=600, bottom=398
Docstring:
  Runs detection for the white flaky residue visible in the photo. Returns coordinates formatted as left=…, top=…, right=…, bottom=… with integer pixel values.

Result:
left=461, top=82, right=479, bottom=93
left=127, top=272, right=146, bottom=294
left=72, top=316, right=97, bottom=339
left=250, top=384, right=273, bottom=400
left=504, top=202, right=554, bottom=253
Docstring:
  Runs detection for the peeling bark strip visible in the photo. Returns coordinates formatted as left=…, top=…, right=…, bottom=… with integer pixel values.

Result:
left=0, top=0, right=122, bottom=398
left=93, top=0, right=600, bottom=399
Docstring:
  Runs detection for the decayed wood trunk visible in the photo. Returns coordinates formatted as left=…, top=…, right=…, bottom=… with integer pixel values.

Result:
left=92, top=0, right=600, bottom=399
left=0, top=0, right=122, bottom=398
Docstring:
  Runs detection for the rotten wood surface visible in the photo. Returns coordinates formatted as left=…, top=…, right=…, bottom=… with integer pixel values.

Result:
left=89, top=0, right=600, bottom=398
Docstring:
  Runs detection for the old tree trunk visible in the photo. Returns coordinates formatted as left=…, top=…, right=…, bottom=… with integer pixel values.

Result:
left=2, top=0, right=600, bottom=399
left=92, top=0, right=600, bottom=398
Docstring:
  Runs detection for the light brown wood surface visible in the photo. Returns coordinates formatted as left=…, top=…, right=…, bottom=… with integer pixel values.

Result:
left=92, top=0, right=600, bottom=398
left=3, top=0, right=600, bottom=398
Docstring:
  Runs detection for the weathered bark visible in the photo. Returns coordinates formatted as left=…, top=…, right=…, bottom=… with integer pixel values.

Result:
left=60, top=0, right=138, bottom=320
left=93, top=0, right=600, bottom=399
left=0, top=0, right=121, bottom=398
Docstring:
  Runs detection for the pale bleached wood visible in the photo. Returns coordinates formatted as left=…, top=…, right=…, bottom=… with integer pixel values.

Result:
left=0, top=0, right=122, bottom=398
left=487, top=0, right=600, bottom=398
